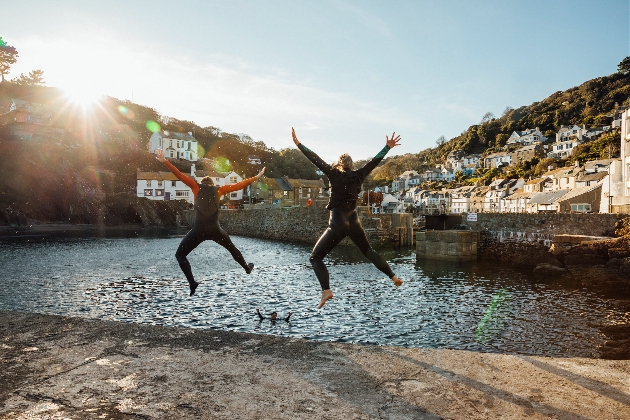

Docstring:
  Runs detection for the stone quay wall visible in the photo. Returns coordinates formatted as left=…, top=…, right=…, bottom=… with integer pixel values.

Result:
left=460, top=213, right=626, bottom=266
left=462, top=213, right=623, bottom=246
left=416, top=231, right=479, bottom=261
left=181, top=207, right=413, bottom=247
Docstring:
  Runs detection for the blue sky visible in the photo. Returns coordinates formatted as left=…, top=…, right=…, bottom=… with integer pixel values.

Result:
left=1, top=0, right=628, bottom=161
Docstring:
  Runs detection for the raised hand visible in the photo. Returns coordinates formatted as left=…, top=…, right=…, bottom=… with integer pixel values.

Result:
left=155, top=148, right=166, bottom=162
left=386, top=132, right=401, bottom=148
left=255, top=167, right=266, bottom=179
left=292, top=127, right=300, bottom=146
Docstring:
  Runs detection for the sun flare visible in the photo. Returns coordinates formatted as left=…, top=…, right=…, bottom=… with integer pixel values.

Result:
left=63, top=85, right=103, bottom=107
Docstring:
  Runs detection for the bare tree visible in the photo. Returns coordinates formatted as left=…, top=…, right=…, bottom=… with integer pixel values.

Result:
left=480, top=112, right=495, bottom=124
left=436, top=135, right=446, bottom=147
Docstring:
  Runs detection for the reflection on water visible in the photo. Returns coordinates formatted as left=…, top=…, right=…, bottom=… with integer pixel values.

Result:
left=1, top=229, right=628, bottom=357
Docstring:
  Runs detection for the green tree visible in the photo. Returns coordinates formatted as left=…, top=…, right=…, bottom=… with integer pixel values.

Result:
left=618, top=56, right=630, bottom=74
left=11, top=69, right=45, bottom=86
left=0, top=37, right=18, bottom=82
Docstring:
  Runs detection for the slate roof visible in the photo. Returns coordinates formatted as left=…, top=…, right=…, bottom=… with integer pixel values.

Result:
left=557, top=184, right=601, bottom=202
left=578, top=172, right=608, bottom=183
left=529, top=190, right=570, bottom=205
left=136, top=170, right=178, bottom=181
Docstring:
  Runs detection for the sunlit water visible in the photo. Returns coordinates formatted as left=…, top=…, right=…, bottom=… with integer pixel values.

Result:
left=1, top=229, right=628, bottom=357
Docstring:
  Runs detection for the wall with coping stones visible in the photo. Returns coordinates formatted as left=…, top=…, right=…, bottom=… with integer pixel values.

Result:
left=461, top=213, right=624, bottom=246
left=460, top=212, right=627, bottom=266
left=180, top=207, right=413, bottom=247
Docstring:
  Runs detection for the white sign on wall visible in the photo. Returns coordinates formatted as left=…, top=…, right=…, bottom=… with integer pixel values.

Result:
left=467, top=213, right=478, bottom=222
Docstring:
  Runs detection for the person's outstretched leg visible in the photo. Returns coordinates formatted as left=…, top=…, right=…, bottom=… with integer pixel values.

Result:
left=310, top=226, right=345, bottom=308
left=348, top=213, right=403, bottom=287
left=213, top=226, right=254, bottom=274
left=175, top=228, right=205, bottom=296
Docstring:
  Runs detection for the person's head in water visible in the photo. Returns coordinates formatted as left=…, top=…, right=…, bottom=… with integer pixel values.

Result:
left=270, top=312, right=278, bottom=320
left=200, top=176, right=214, bottom=186
left=334, top=154, right=353, bottom=172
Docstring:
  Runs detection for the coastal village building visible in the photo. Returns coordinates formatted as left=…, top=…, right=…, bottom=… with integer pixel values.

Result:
left=247, top=155, right=262, bottom=165
left=449, top=186, right=475, bottom=213
left=0, top=99, right=62, bottom=141
left=484, top=151, right=512, bottom=169
left=506, top=127, right=547, bottom=146
left=148, top=131, right=198, bottom=161
left=136, top=163, right=245, bottom=204
left=510, top=144, right=545, bottom=164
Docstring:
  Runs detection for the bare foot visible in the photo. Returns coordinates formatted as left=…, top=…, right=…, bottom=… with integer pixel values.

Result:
left=318, top=289, right=334, bottom=309
left=189, top=280, right=199, bottom=296
left=391, top=275, right=403, bottom=287
left=246, top=263, right=254, bottom=274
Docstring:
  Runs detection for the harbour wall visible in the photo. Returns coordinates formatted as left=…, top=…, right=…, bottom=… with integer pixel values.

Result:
left=181, top=206, right=414, bottom=247
left=460, top=212, right=626, bottom=266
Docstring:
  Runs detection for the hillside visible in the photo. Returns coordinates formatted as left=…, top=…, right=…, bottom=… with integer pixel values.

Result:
left=0, top=82, right=321, bottom=225
left=366, top=67, right=630, bottom=187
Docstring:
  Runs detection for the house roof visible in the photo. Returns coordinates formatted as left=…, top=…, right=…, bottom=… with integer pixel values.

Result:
left=160, top=131, right=196, bottom=141
left=557, top=184, right=601, bottom=202
left=504, top=188, right=533, bottom=200
left=584, top=159, right=617, bottom=171
left=525, top=177, right=548, bottom=185
left=529, top=190, right=570, bottom=205
left=578, top=172, right=608, bottom=183
left=137, top=170, right=179, bottom=181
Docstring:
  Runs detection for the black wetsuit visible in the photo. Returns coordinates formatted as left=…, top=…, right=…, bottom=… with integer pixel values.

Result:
left=257, top=310, right=292, bottom=322
left=175, top=183, right=252, bottom=290
left=297, top=143, right=395, bottom=290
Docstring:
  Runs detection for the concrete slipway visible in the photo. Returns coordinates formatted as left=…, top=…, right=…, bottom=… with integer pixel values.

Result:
left=1, top=311, right=630, bottom=419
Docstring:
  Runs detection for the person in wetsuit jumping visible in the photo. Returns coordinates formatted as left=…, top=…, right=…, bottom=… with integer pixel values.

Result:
left=156, top=148, right=265, bottom=296
left=291, top=128, right=403, bottom=309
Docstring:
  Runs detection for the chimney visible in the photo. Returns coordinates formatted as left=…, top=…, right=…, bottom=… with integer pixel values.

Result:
left=190, top=163, right=196, bottom=176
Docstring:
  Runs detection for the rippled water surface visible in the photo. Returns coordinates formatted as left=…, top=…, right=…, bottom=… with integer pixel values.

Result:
left=1, top=229, right=628, bottom=357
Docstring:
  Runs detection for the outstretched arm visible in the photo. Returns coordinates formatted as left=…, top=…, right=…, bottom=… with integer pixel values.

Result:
left=256, top=309, right=264, bottom=321
left=155, top=149, right=199, bottom=193
left=292, top=127, right=332, bottom=176
left=284, top=312, right=293, bottom=322
left=357, top=132, right=401, bottom=177
left=218, top=167, right=266, bottom=196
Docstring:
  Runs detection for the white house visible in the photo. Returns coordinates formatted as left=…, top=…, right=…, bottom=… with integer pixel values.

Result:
left=136, top=169, right=194, bottom=204
left=148, top=131, right=198, bottom=161
left=506, top=127, right=547, bottom=146
left=137, top=163, right=247, bottom=204
left=449, top=186, right=476, bottom=213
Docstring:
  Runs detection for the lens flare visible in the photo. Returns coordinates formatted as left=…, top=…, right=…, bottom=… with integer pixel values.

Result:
left=145, top=120, right=161, bottom=133
left=474, top=288, right=513, bottom=344
left=117, top=105, right=135, bottom=120
left=213, top=156, right=232, bottom=173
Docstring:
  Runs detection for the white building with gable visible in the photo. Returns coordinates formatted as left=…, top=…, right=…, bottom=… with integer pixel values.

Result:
left=148, top=131, right=198, bottom=161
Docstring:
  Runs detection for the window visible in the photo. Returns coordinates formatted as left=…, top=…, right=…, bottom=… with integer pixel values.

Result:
left=171, top=181, right=177, bottom=187
left=229, top=176, right=238, bottom=184
left=231, top=192, right=238, bottom=198
left=571, top=203, right=591, bottom=213
left=175, top=190, right=189, bottom=197
left=146, top=180, right=152, bottom=187
left=157, top=181, right=162, bottom=187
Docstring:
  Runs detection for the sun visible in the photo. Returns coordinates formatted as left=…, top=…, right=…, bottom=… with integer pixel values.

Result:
left=63, top=84, right=103, bottom=108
